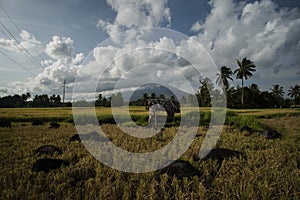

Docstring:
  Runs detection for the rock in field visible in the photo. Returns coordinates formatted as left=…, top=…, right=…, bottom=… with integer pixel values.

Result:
left=201, top=148, right=245, bottom=163
left=263, top=129, right=281, bottom=139
left=240, top=125, right=253, bottom=135
left=35, top=145, right=62, bottom=156
left=156, top=160, right=201, bottom=180
left=49, top=122, right=60, bottom=129
left=0, top=120, right=11, bottom=128
left=32, top=158, right=69, bottom=172
left=32, top=119, right=44, bottom=126
left=69, top=131, right=109, bottom=142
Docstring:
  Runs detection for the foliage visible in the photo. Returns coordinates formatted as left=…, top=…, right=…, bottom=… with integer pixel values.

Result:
left=198, top=78, right=213, bottom=107
left=216, top=66, right=233, bottom=89
left=95, top=94, right=109, bottom=107
left=110, top=92, right=124, bottom=107
left=0, top=84, right=299, bottom=110
left=0, top=93, right=30, bottom=108
left=288, top=84, right=300, bottom=106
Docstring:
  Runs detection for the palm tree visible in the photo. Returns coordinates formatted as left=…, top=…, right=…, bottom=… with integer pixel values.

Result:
left=234, top=57, right=256, bottom=107
left=150, top=93, right=156, bottom=99
left=271, top=84, right=284, bottom=98
left=143, top=93, right=148, bottom=101
left=249, top=84, right=260, bottom=108
left=216, top=66, right=233, bottom=89
left=271, top=84, right=284, bottom=107
left=288, top=84, right=300, bottom=106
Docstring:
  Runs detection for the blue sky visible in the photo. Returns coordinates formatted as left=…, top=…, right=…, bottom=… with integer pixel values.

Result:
left=0, top=0, right=299, bottom=99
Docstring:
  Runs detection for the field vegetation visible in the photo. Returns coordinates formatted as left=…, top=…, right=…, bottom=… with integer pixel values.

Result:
left=0, top=107, right=300, bottom=199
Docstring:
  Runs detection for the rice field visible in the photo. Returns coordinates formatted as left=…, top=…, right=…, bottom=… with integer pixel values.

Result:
left=0, top=107, right=300, bottom=199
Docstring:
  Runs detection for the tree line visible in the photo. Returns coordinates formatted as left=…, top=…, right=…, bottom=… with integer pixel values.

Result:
left=0, top=57, right=299, bottom=108
left=132, top=57, right=299, bottom=109
left=0, top=92, right=124, bottom=108
left=0, top=93, right=69, bottom=108
left=192, top=57, right=300, bottom=108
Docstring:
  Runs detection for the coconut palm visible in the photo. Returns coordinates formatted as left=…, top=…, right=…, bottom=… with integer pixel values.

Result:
left=288, top=84, right=300, bottom=106
left=234, top=57, right=256, bottom=107
left=271, top=84, right=284, bottom=107
left=216, top=66, right=233, bottom=89
left=271, top=84, right=284, bottom=99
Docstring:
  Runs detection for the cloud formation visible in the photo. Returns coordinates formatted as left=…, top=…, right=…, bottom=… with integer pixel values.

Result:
left=194, top=0, right=300, bottom=76
left=6, top=35, right=83, bottom=96
left=190, top=21, right=202, bottom=32
left=90, top=0, right=299, bottom=96
left=97, top=0, right=171, bottom=40
left=45, top=36, right=74, bottom=59
left=10, top=56, right=80, bottom=95
left=0, top=30, right=42, bottom=55
left=0, top=88, right=8, bottom=94
left=3, top=0, right=300, bottom=98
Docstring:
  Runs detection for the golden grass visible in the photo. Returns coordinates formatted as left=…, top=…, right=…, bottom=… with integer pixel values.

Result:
left=0, top=116, right=299, bottom=199
left=0, top=107, right=73, bottom=121
left=231, top=108, right=300, bottom=116
left=0, top=107, right=299, bottom=122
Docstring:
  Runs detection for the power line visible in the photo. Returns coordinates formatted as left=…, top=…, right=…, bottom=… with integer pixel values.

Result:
left=0, top=26, right=39, bottom=74
left=0, top=27, right=10, bottom=39
left=0, top=2, right=43, bottom=70
left=0, top=22, right=43, bottom=70
left=0, top=2, right=22, bottom=33
left=0, top=2, right=49, bottom=68
left=0, top=49, right=35, bottom=75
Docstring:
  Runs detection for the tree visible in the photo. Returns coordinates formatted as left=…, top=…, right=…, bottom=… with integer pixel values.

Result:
left=199, top=78, right=213, bottom=107
left=271, top=84, right=284, bottom=107
left=234, top=57, right=256, bottom=107
left=180, top=96, right=187, bottom=104
left=95, top=94, right=104, bottom=106
left=143, top=93, right=148, bottom=101
left=111, top=92, right=124, bottom=107
left=187, top=94, right=197, bottom=106
left=258, top=91, right=275, bottom=108
left=49, top=94, right=61, bottom=107
left=288, top=84, right=300, bottom=106
left=216, top=66, right=233, bottom=89
left=249, top=84, right=260, bottom=108
left=150, top=93, right=156, bottom=99
left=271, top=84, right=284, bottom=98
left=159, top=94, right=166, bottom=99
left=33, top=94, right=50, bottom=107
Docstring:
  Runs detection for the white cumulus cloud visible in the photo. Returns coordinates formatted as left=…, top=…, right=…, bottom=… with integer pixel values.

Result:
left=194, top=0, right=300, bottom=81
left=4, top=0, right=300, bottom=98
left=7, top=35, right=84, bottom=97
left=45, top=36, right=74, bottom=59
left=0, top=30, right=42, bottom=55
left=97, top=0, right=171, bottom=41
left=190, top=20, right=202, bottom=32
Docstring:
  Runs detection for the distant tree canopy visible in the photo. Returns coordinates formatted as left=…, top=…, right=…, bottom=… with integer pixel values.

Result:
left=110, top=92, right=124, bottom=107
left=95, top=94, right=109, bottom=107
left=0, top=83, right=298, bottom=109
left=288, top=84, right=300, bottom=106
left=0, top=93, right=65, bottom=108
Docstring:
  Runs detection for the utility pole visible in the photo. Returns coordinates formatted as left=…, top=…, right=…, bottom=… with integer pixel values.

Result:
left=61, top=79, right=67, bottom=107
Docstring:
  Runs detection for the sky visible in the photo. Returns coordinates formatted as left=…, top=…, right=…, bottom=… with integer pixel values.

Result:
left=0, top=0, right=299, bottom=100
